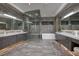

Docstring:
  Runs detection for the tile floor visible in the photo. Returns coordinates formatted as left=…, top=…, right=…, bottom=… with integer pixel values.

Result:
left=3, top=39, right=72, bottom=56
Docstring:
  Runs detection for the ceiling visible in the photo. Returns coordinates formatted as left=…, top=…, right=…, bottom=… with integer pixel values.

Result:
left=9, top=3, right=67, bottom=17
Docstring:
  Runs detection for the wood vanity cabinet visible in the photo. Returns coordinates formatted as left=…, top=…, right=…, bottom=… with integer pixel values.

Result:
left=6, top=35, right=16, bottom=45
left=0, top=33, right=27, bottom=49
left=0, top=37, right=6, bottom=49
left=16, top=34, right=23, bottom=42
left=55, top=33, right=72, bottom=51
left=56, top=33, right=79, bottom=51
left=55, top=34, right=66, bottom=44
left=16, top=33, right=27, bottom=42
left=0, top=36, right=16, bottom=49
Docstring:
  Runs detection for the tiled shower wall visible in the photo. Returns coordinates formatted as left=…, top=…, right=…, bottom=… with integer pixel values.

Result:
left=30, top=17, right=55, bottom=34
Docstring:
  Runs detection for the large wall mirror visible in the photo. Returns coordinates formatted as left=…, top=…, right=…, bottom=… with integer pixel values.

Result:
left=13, top=20, right=23, bottom=30
left=61, top=11, right=79, bottom=30
left=0, top=18, right=13, bottom=30
left=0, top=17, right=28, bottom=31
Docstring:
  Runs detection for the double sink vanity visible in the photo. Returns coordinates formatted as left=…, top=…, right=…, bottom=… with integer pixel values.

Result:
left=0, top=30, right=27, bottom=49
left=56, top=30, right=79, bottom=51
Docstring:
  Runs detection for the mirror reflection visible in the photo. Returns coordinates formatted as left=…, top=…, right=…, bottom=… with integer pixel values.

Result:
left=13, top=20, right=23, bottom=30
left=0, top=17, right=29, bottom=32
left=61, top=12, right=79, bottom=30
left=0, top=18, right=12, bottom=30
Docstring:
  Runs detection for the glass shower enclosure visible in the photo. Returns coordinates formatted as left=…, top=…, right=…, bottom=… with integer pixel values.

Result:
left=27, top=18, right=41, bottom=39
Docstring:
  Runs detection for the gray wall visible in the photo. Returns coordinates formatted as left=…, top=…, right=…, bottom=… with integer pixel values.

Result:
left=29, top=17, right=55, bottom=34
left=30, top=25, right=40, bottom=34
left=40, top=25, right=54, bottom=33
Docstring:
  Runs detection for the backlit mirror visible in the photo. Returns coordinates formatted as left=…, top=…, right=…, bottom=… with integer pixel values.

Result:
left=61, top=12, right=79, bottom=30
left=0, top=18, right=13, bottom=30
left=13, top=20, right=23, bottom=30
left=0, top=17, right=24, bottom=31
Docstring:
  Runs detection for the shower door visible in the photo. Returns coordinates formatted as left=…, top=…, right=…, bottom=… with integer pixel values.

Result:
left=30, top=21, right=40, bottom=34
left=29, top=20, right=41, bottom=39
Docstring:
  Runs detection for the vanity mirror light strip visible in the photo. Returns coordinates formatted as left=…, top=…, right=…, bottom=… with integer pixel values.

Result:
left=61, top=11, right=76, bottom=20
left=61, top=10, right=79, bottom=20
left=63, top=12, right=75, bottom=19
left=3, top=14, right=23, bottom=21
left=0, top=22, right=6, bottom=24
left=3, top=14, right=17, bottom=19
left=0, top=13, right=23, bottom=21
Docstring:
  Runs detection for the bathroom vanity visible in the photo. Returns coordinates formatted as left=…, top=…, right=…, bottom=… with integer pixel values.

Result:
left=0, top=30, right=27, bottom=49
left=56, top=30, right=79, bottom=51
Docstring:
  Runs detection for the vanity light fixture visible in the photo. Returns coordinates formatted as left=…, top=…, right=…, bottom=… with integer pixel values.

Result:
left=0, top=22, right=6, bottom=24
left=63, top=11, right=75, bottom=19
left=3, top=14, right=17, bottom=19
left=3, top=14, right=23, bottom=21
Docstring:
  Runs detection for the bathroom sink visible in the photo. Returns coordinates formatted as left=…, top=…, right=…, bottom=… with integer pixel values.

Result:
left=61, top=30, right=79, bottom=38
left=0, top=30, right=24, bottom=37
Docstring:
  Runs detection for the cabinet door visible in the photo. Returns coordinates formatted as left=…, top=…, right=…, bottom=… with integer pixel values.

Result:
left=22, top=34, right=27, bottom=40
left=7, top=36, right=16, bottom=45
left=16, top=34, right=23, bottom=42
left=16, top=35, right=19, bottom=42
left=55, top=34, right=61, bottom=41
left=0, top=37, right=8, bottom=49
left=56, top=34, right=72, bottom=51
left=56, top=34, right=66, bottom=44
left=0, top=37, right=5, bottom=49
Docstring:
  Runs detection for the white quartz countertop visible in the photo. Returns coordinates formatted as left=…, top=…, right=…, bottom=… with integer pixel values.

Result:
left=0, top=32, right=28, bottom=37
left=56, top=32, right=79, bottom=40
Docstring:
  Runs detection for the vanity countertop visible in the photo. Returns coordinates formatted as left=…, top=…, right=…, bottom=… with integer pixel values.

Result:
left=56, top=32, right=79, bottom=40
left=0, top=32, right=28, bottom=37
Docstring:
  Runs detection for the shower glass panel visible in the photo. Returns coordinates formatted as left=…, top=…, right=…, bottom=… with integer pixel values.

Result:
left=30, top=21, right=40, bottom=34
left=41, top=21, right=54, bottom=33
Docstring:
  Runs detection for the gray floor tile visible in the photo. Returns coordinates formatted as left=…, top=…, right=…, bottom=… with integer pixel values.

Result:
left=3, top=39, right=71, bottom=56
